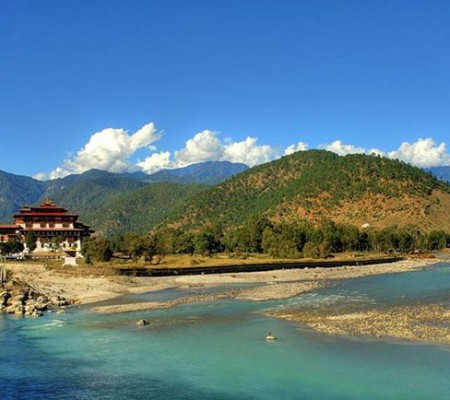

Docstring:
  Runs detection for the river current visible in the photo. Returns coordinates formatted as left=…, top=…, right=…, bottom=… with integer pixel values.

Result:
left=2, top=262, right=450, bottom=399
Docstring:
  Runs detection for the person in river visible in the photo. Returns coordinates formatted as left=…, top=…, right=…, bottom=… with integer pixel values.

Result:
left=265, top=332, right=276, bottom=340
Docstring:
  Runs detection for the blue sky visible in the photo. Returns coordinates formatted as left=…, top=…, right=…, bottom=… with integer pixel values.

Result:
left=1, top=0, right=450, bottom=179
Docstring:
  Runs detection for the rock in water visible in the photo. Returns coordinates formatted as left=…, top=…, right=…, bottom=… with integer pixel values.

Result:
left=136, top=319, right=150, bottom=326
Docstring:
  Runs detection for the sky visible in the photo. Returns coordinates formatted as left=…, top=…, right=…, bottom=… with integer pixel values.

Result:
left=1, top=0, right=450, bottom=179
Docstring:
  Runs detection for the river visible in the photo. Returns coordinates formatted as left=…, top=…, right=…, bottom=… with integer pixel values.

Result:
left=1, top=262, right=450, bottom=399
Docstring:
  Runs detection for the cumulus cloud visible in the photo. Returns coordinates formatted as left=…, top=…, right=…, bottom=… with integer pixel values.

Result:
left=174, top=130, right=224, bottom=166
left=137, top=151, right=173, bottom=174
left=137, top=130, right=278, bottom=172
left=222, top=137, right=275, bottom=166
left=320, top=140, right=383, bottom=157
left=37, top=121, right=450, bottom=180
left=48, top=167, right=72, bottom=180
left=319, top=138, right=450, bottom=168
left=33, top=172, right=47, bottom=181
left=387, top=138, right=450, bottom=168
left=46, top=122, right=161, bottom=179
left=284, top=142, right=308, bottom=155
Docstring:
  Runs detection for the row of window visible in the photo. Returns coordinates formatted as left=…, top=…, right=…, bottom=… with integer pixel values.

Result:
left=25, top=223, right=71, bottom=228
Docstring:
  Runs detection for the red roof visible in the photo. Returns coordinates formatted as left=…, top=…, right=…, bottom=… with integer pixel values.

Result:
left=9, top=200, right=94, bottom=235
left=14, top=201, right=79, bottom=218
left=21, top=228, right=88, bottom=232
left=0, top=224, right=21, bottom=229
left=14, top=212, right=78, bottom=218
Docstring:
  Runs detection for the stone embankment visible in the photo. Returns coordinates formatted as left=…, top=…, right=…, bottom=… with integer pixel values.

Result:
left=1, top=279, right=70, bottom=318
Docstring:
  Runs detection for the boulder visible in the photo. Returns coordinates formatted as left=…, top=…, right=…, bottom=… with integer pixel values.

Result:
left=30, top=310, right=43, bottom=318
left=34, top=302, right=49, bottom=311
left=0, top=291, right=10, bottom=306
left=13, top=306, right=24, bottom=316
left=50, top=295, right=61, bottom=305
left=10, top=293, right=26, bottom=305
left=36, top=295, right=49, bottom=304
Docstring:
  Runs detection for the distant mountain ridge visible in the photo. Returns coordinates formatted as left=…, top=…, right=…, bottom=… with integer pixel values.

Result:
left=426, top=166, right=450, bottom=183
left=2, top=156, right=450, bottom=237
left=0, top=161, right=248, bottom=224
left=144, top=161, right=248, bottom=185
left=0, top=170, right=46, bottom=222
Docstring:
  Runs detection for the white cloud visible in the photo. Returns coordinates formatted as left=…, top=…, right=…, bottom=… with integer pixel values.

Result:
left=137, top=151, right=173, bottom=174
left=320, top=138, right=450, bottom=168
left=320, top=140, right=383, bottom=157
left=173, top=130, right=277, bottom=167
left=49, top=167, right=71, bottom=180
left=387, top=138, right=450, bottom=168
left=284, top=142, right=308, bottom=155
left=222, top=137, right=276, bottom=166
left=48, top=122, right=161, bottom=178
left=39, top=121, right=450, bottom=180
left=33, top=172, right=48, bottom=181
left=138, top=130, right=278, bottom=171
left=174, top=130, right=224, bottom=166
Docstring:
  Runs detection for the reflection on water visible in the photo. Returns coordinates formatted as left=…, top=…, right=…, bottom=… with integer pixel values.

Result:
left=1, top=263, right=450, bottom=399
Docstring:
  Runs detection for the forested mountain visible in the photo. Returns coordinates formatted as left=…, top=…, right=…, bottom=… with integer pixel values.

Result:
left=0, top=170, right=46, bottom=222
left=165, top=150, right=450, bottom=233
left=86, top=182, right=206, bottom=236
left=427, top=166, right=450, bottom=183
left=47, top=175, right=149, bottom=225
left=0, top=161, right=246, bottom=226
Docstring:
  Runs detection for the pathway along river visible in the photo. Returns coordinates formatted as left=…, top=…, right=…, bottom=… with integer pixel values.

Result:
left=1, top=261, right=450, bottom=399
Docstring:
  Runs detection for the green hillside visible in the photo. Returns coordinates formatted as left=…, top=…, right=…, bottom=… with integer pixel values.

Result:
left=87, top=182, right=206, bottom=236
left=0, top=161, right=247, bottom=225
left=166, top=150, right=450, bottom=233
left=49, top=176, right=148, bottom=224
left=0, top=170, right=46, bottom=222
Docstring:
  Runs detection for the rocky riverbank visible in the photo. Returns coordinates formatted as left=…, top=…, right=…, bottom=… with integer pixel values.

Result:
left=1, top=278, right=70, bottom=318
left=2, top=257, right=440, bottom=318
left=266, top=303, right=450, bottom=345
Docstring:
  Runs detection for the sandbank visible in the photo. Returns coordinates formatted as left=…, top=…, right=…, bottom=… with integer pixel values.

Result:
left=4, top=257, right=438, bottom=310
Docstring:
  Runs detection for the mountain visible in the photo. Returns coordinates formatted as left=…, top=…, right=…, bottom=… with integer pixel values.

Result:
left=0, top=161, right=247, bottom=229
left=165, top=150, right=450, bottom=233
left=86, top=182, right=206, bottom=236
left=47, top=174, right=149, bottom=226
left=0, top=170, right=46, bottom=222
left=426, top=166, right=450, bottom=183
left=5, top=155, right=449, bottom=237
left=144, top=161, right=249, bottom=185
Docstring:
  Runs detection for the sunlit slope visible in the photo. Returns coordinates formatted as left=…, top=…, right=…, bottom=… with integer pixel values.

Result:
left=167, top=150, right=450, bottom=232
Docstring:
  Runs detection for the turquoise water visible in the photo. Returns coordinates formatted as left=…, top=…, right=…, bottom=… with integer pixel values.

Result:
left=2, top=263, right=450, bottom=399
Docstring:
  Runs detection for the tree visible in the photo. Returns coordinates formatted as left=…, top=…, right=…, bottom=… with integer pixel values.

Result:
left=25, top=232, right=37, bottom=253
left=427, top=231, right=448, bottom=251
left=0, top=241, right=24, bottom=256
left=303, top=242, right=320, bottom=259
left=82, top=237, right=113, bottom=262
left=261, top=224, right=303, bottom=258
left=121, top=233, right=144, bottom=260
left=140, top=234, right=157, bottom=260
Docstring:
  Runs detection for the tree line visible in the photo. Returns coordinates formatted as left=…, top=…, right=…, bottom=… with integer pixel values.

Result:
left=81, top=218, right=450, bottom=262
